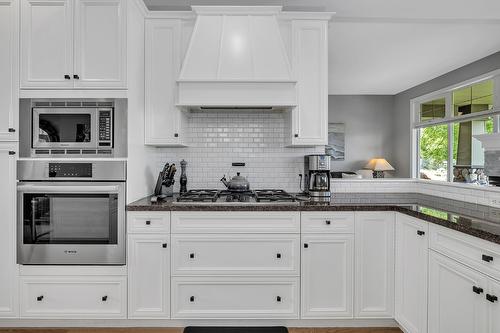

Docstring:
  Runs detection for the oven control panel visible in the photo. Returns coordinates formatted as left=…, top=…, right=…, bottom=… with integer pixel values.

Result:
left=49, top=163, right=93, bottom=178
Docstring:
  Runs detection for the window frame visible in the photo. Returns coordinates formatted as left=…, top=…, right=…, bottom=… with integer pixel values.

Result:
left=410, top=70, right=500, bottom=182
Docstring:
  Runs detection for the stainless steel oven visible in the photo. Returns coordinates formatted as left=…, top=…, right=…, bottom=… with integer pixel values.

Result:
left=17, top=160, right=126, bottom=265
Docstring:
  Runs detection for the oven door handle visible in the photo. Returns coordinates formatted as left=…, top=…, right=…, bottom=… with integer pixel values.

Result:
left=17, top=185, right=121, bottom=193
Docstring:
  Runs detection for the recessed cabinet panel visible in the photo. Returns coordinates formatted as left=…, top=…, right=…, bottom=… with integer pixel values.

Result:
left=0, top=0, right=18, bottom=141
left=20, top=0, right=73, bottom=88
left=73, top=0, right=126, bottom=88
left=428, top=251, right=487, bottom=333
left=0, top=143, right=18, bottom=317
left=144, top=19, right=185, bottom=146
left=128, top=234, right=170, bottom=318
left=290, top=20, right=328, bottom=146
left=355, top=212, right=395, bottom=318
left=395, top=214, right=428, bottom=333
left=301, top=234, right=354, bottom=318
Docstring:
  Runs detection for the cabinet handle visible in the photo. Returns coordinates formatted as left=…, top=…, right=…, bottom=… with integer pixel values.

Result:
left=73, top=74, right=80, bottom=79
left=8, top=151, right=16, bottom=155
left=482, top=254, right=494, bottom=262
left=8, top=128, right=15, bottom=132
left=189, top=296, right=195, bottom=302
left=473, top=286, right=484, bottom=294
left=417, top=230, right=425, bottom=236
left=294, top=134, right=299, bottom=138
left=276, top=296, right=282, bottom=302
left=37, top=295, right=44, bottom=301
left=325, top=220, right=331, bottom=225
left=486, top=294, right=498, bottom=303
left=189, top=253, right=195, bottom=259
left=102, top=295, right=108, bottom=302
left=64, top=74, right=71, bottom=80
left=276, top=253, right=281, bottom=259
left=303, top=243, right=308, bottom=248
left=145, top=220, right=151, bottom=225
left=162, top=243, right=167, bottom=248
left=174, top=133, right=179, bottom=137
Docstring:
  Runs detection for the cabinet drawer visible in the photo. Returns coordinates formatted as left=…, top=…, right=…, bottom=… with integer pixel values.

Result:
left=171, top=277, right=299, bottom=319
left=172, top=234, right=300, bottom=276
left=301, top=212, right=354, bottom=233
left=430, top=224, right=500, bottom=281
left=20, top=276, right=126, bottom=318
left=127, top=211, right=170, bottom=233
left=171, top=211, right=300, bottom=234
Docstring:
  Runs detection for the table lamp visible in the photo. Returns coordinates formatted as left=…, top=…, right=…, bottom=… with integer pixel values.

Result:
left=364, top=158, right=395, bottom=178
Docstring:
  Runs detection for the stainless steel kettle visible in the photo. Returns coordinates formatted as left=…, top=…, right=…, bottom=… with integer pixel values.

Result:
left=220, top=172, right=250, bottom=192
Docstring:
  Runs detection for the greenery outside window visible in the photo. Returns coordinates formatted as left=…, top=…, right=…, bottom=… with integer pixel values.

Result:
left=413, top=75, right=500, bottom=183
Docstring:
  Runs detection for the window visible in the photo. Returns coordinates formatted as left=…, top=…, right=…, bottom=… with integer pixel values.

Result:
left=413, top=75, right=500, bottom=184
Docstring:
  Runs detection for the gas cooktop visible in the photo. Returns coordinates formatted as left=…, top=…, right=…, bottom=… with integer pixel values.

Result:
left=176, top=189, right=303, bottom=204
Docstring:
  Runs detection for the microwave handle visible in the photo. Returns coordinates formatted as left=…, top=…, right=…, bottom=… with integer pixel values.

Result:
left=17, top=185, right=121, bottom=193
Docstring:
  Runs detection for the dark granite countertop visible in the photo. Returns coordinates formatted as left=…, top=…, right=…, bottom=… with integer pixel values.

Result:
left=127, top=193, right=500, bottom=245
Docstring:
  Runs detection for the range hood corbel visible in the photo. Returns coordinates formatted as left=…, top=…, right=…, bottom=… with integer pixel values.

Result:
left=177, top=6, right=297, bottom=108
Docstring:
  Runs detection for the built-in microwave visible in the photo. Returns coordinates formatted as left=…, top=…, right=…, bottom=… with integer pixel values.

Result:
left=19, top=99, right=127, bottom=158
left=32, top=107, right=113, bottom=150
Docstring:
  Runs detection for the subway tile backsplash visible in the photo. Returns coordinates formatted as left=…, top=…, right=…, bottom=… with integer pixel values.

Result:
left=154, top=110, right=324, bottom=192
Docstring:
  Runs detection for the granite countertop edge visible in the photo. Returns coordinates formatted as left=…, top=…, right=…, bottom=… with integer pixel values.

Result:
left=127, top=196, right=500, bottom=246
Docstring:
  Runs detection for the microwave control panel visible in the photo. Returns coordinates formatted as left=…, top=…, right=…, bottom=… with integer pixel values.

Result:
left=98, top=109, right=113, bottom=147
left=49, top=163, right=93, bottom=178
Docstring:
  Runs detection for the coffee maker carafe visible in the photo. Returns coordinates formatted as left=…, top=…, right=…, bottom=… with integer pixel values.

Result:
left=304, top=155, right=331, bottom=198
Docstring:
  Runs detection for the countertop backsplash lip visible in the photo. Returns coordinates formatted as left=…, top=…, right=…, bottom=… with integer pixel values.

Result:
left=127, top=192, right=500, bottom=245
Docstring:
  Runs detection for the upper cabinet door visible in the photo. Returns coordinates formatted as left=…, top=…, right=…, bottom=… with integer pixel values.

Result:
left=20, top=0, right=73, bottom=88
left=0, top=0, right=18, bottom=140
left=290, top=20, right=328, bottom=146
left=73, top=0, right=126, bottom=88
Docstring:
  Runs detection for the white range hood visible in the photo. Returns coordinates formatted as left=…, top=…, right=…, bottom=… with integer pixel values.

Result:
left=177, top=6, right=297, bottom=108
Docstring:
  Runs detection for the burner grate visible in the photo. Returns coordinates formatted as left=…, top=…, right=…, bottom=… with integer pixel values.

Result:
left=254, top=189, right=295, bottom=202
left=177, top=189, right=220, bottom=202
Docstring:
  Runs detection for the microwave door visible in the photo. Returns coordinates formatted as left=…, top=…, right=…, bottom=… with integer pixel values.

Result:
left=32, top=108, right=98, bottom=149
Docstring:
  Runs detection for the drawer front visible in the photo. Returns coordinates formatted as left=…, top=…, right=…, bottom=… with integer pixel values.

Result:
left=171, top=211, right=300, bottom=234
left=172, top=234, right=300, bottom=276
left=127, top=211, right=170, bottom=233
left=430, top=224, right=500, bottom=281
left=21, top=276, right=126, bottom=318
left=171, top=277, right=299, bottom=319
left=301, top=212, right=355, bottom=233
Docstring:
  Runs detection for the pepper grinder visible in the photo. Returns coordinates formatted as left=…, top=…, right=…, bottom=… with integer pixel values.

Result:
left=180, top=159, right=188, bottom=194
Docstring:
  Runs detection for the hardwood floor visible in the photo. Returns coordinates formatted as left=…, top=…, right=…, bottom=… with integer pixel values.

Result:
left=0, top=328, right=402, bottom=333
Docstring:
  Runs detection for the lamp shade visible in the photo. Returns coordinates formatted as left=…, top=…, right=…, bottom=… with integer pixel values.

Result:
left=364, top=158, right=395, bottom=171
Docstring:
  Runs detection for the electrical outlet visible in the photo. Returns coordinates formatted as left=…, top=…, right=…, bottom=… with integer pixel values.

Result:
left=490, top=208, right=500, bottom=219
left=489, top=197, right=500, bottom=208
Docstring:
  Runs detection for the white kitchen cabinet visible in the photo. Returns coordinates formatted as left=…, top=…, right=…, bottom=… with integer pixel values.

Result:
left=171, top=276, right=299, bottom=319
left=354, top=212, right=395, bottom=318
left=0, top=0, right=19, bottom=140
left=288, top=19, right=328, bottom=146
left=428, top=250, right=487, bottom=333
left=395, top=214, right=429, bottom=333
left=20, top=0, right=126, bottom=89
left=301, top=234, right=354, bottom=318
left=0, top=143, right=18, bottom=318
left=73, top=0, right=126, bottom=88
left=128, top=234, right=170, bottom=318
left=144, top=18, right=187, bottom=146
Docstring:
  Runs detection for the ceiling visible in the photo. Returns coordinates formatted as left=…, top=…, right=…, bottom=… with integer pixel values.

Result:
left=143, top=0, right=500, bottom=95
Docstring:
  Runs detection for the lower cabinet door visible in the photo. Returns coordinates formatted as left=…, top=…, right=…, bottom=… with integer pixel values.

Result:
left=171, top=276, right=299, bottom=319
left=301, top=234, right=354, bottom=318
left=355, top=212, right=395, bottom=318
left=395, top=214, right=428, bottom=333
left=20, top=276, right=126, bottom=318
left=128, top=234, right=170, bottom=318
left=428, top=251, right=487, bottom=333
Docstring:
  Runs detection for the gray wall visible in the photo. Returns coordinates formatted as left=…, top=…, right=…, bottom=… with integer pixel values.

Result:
left=328, top=95, right=395, bottom=172
left=392, top=51, right=500, bottom=177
